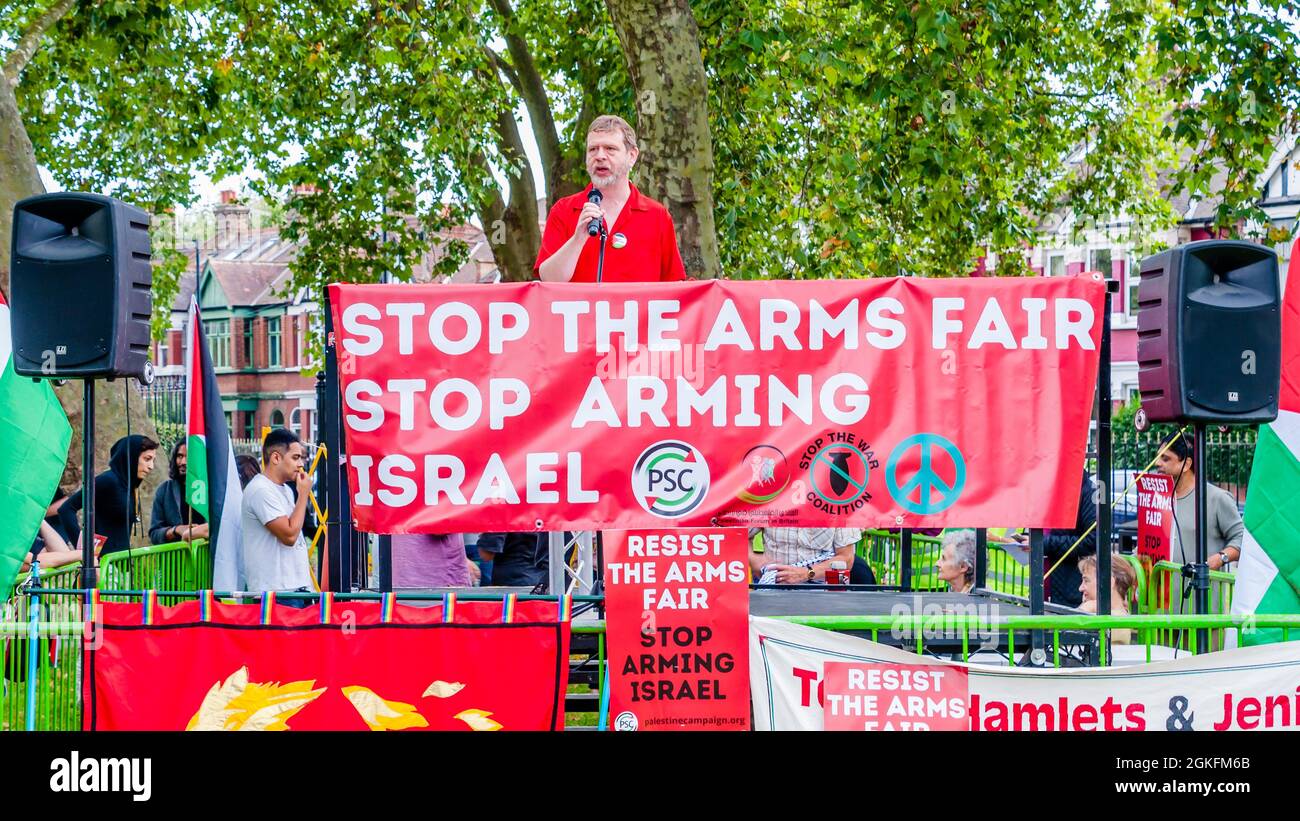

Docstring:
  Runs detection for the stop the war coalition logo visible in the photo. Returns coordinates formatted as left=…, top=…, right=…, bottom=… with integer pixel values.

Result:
left=801, top=431, right=879, bottom=515
left=632, top=440, right=711, bottom=518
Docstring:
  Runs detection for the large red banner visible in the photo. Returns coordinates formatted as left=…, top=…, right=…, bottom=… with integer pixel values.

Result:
left=329, top=277, right=1104, bottom=532
left=85, top=598, right=570, bottom=730
left=602, top=528, right=750, bottom=731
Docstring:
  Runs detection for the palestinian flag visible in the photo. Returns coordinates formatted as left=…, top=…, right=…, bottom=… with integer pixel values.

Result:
left=186, top=297, right=243, bottom=590
left=1232, top=237, right=1300, bottom=644
left=0, top=289, right=71, bottom=595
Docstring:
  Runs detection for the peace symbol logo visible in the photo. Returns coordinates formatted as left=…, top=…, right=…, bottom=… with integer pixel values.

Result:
left=885, top=433, right=966, bottom=515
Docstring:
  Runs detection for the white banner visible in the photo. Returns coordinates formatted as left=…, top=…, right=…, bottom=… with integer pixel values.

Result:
left=750, top=616, right=1300, bottom=731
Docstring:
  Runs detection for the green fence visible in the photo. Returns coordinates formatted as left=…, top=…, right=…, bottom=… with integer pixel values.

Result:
left=857, top=532, right=1237, bottom=625
left=860, top=530, right=944, bottom=589
left=573, top=612, right=1300, bottom=672
left=2, top=540, right=211, bottom=731
left=1137, top=560, right=1236, bottom=650
left=5, top=590, right=1298, bottom=730
left=5, top=540, right=211, bottom=626
left=859, top=530, right=1031, bottom=597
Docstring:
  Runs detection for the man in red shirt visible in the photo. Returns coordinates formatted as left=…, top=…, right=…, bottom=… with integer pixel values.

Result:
left=535, top=115, right=688, bottom=283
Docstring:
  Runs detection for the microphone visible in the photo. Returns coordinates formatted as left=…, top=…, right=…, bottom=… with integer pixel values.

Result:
left=586, top=188, right=603, bottom=237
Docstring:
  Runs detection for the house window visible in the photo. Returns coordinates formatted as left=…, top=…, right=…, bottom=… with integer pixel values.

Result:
left=1090, top=247, right=1112, bottom=276
left=290, top=407, right=303, bottom=438
left=206, top=320, right=230, bottom=369
left=224, top=411, right=233, bottom=431
left=1126, top=253, right=1140, bottom=318
left=1048, top=254, right=1065, bottom=277
left=155, top=338, right=170, bottom=368
left=267, top=316, right=282, bottom=368
left=243, top=413, right=256, bottom=441
left=271, top=409, right=285, bottom=428
left=242, top=320, right=254, bottom=368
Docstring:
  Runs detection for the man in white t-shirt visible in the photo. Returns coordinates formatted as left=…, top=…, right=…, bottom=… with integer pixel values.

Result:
left=242, top=428, right=314, bottom=592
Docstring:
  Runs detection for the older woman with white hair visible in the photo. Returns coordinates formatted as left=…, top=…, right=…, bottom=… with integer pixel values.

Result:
left=936, top=529, right=977, bottom=594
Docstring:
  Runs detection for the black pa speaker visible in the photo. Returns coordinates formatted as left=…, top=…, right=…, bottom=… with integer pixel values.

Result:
left=1136, top=239, right=1280, bottom=424
left=10, top=193, right=152, bottom=380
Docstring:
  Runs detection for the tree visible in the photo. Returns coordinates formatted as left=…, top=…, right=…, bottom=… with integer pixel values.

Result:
left=13, top=0, right=1300, bottom=348
left=606, top=0, right=720, bottom=279
left=694, top=0, right=1300, bottom=279
left=1, top=0, right=233, bottom=499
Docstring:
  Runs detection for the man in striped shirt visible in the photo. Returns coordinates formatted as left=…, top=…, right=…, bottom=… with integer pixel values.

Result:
left=749, top=527, right=862, bottom=584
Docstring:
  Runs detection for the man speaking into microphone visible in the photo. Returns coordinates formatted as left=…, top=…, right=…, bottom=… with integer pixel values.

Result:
left=535, top=114, right=687, bottom=283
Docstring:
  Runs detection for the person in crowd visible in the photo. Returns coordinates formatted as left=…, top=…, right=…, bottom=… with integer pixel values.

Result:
left=391, top=533, right=480, bottom=588
left=43, top=487, right=72, bottom=542
left=1043, top=472, right=1097, bottom=608
left=241, top=428, right=313, bottom=593
left=1156, top=432, right=1244, bottom=571
left=936, top=529, right=977, bottom=593
left=235, top=454, right=261, bottom=489
left=535, top=114, right=687, bottom=283
left=748, top=527, right=861, bottom=585
left=149, top=441, right=209, bottom=544
left=58, top=435, right=159, bottom=554
left=20, top=519, right=84, bottom=573
left=1078, top=553, right=1138, bottom=644
left=476, top=532, right=548, bottom=588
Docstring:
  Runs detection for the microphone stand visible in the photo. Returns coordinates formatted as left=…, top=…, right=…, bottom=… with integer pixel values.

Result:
left=593, top=219, right=607, bottom=602
left=596, top=220, right=608, bottom=284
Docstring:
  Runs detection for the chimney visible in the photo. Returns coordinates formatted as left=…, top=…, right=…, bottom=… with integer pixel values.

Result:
left=214, top=190, right=252, bottom=249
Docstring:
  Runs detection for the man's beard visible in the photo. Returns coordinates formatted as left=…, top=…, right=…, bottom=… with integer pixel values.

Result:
left=589, top=158, right=631, bottom=189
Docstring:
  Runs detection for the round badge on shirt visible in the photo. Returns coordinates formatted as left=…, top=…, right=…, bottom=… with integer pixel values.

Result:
left=611, top=232, right=628, bottom=249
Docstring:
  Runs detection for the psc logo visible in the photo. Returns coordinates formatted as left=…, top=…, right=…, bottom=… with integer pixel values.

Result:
left=614, top=711, right=639, bottom=731
left=631, top=440, right=710, bottom=518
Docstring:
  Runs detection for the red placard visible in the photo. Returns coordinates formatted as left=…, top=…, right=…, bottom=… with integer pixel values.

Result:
left=1136, top=472, right=1174, bottom=564
left=602, top=528, right=750, bottom=731
left=85, top=599, right=569, bottom=731
left=822, top=662, right=969, bottom=731
left=1136, top=471, right=1175, bottom=609
left=329, top=277, right=1104, bottom=532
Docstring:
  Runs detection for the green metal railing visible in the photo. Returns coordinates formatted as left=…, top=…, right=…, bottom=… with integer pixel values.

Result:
left=984, top=544, right=1030, bottom=597
left=6, top=540, right=210, bottom=608
left=1, top=619, right=82, bottom=731
left=4, top=585, right=1298, bottom=730
left=572, top=612, right=1300, bottom=670
left=860, top=530, right=945, bottom=589
left=859, top=530, right=1031, bottom=597
left=2, top=541, right=212, bottom=731
left=1138, top=560, right=1236, bottom=650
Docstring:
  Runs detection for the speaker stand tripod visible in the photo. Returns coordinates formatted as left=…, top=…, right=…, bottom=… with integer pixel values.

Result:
left=78, top=379, right=97, bottom=590
left=1190, top=422, right=1211, bottom=651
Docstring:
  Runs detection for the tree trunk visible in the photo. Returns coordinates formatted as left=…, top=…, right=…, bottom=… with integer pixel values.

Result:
left=2, top=75, right=160, bottom=543
left=0, top=79, right=43, bottom=298
left=475, top=104, right=542, bottom=283
left=604, top=0, right=720, bottom=280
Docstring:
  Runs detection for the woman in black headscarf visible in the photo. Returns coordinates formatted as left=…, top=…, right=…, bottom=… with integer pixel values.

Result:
left=58, top=434, right=159, bottom=554
left=149, top=440, right=209, bottom=544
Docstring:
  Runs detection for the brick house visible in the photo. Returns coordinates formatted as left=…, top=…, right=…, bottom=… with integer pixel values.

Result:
left=1020, top=135, right=1299, bottom=404
left=149, top=190, right=506, bottom=443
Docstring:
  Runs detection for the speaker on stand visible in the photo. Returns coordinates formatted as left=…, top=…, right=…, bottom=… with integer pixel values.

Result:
left=1136, top=239, right=1280, bottom=648
left=10, top=193, right=154, bottom=588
